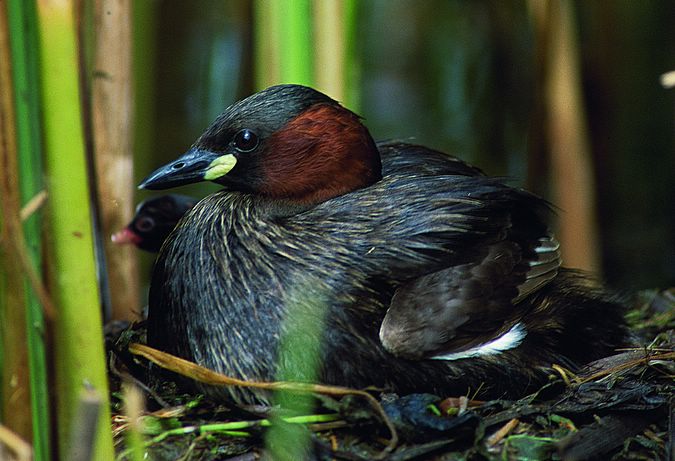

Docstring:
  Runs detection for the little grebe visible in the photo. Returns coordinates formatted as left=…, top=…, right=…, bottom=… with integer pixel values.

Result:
left=140, top=84, right=628, bottom=404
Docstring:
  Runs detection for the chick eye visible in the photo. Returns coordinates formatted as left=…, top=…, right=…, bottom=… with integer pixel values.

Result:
left=135, top=216, right=155, bottom=232
left=233, top=129, right=259, bottom=153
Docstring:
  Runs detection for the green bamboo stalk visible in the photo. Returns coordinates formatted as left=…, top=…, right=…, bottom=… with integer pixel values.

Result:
left=253, top=0, right=281, bottom=89
left=313, top=0, right=346, bottom=100
left=253, top=4, right=331, bottom=457
left=311, top=0, right=359, bottom=109
left=35, top=1, right=114, bottom=459
left=0, top=0, right=32, bottom=449
left=343, top=0, right=360, bottom=111
left=253, top=0, right=314, bottom=88
left=278, top=0, right=314, bottom=86
left=265, top=284, right=330, bottom=460
left=6, top=1, right=51, bottom=458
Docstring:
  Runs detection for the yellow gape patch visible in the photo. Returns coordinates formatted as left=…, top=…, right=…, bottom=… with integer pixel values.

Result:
left=204, top=154, right=237, bottom=180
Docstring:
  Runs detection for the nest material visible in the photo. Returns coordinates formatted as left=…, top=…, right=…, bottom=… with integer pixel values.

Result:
left=108, top=288, right=674, bottom=461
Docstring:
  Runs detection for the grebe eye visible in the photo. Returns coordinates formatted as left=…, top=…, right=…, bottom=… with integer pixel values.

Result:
left=135, top=216, right=155, bottom=232
left=233, top=129, right=259, bottom=153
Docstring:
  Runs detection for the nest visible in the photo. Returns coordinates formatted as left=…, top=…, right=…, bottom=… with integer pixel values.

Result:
left=107, top=289, right=674, bottom=461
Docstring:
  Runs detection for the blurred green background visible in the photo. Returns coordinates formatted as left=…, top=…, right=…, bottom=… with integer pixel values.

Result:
left=135, top=0, right=674, bottom=291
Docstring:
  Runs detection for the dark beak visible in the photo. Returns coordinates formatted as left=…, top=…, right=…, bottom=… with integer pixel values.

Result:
left=139, top=148, right=233, bottom=190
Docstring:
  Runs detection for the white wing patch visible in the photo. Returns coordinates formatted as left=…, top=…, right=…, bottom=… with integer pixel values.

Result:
left=431, top=322, right=527, bottom=361
left=515, top=236, right=561, bottom=303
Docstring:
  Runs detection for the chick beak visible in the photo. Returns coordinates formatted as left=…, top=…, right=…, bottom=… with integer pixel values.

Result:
left=111, top=227, right=141, bottom=246
left=139, top=148, right=237, bottom=190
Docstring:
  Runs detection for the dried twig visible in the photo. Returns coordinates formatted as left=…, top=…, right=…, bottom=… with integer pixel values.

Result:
left=19, top=190, right=48, bottom=222
left=486, top=418, right=520, bottom=447
left=0, top=424, right=32, bottom=461
left=552, top=364, right=577, bottom=386
left=129, top=343, right=399, bottom=458
left=578, top=350, right=675, bottom=384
